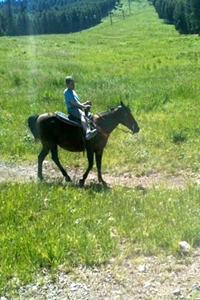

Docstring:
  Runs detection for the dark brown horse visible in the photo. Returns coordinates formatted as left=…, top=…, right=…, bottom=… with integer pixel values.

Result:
left=28, top=101, right=139, bottom=187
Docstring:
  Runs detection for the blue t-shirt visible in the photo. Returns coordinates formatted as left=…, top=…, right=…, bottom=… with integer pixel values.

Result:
left=64, top=89, right=81, bottom=113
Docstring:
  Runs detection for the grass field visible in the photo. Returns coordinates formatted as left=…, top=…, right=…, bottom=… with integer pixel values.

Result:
left=0, top=0, right=199, bottom=294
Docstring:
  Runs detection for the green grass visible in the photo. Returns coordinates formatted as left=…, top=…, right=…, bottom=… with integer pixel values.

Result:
left=0, top=1, right=199, bottom=174
left=0, top=0, right=199, bottom=295
left=1, top=182, right=199, bottom=293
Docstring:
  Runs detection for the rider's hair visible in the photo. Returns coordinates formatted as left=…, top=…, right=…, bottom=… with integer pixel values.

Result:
left=65, top=76, right=74, bottom=86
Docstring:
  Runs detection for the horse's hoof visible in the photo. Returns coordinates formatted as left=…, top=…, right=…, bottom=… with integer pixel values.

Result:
left=102, top=181, right=110, bottom=189
left=79, top=179, right=85, bottom=188
left=101, top=180, right=107, bottom=186
left=65, top=176, right=72, bottom=182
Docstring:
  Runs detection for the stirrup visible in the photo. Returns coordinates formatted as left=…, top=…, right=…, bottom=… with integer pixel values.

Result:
left=85, top=129, right=97, bottom=140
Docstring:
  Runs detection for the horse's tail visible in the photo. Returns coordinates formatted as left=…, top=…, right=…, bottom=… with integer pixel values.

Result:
left=27, top=114, right=40, bottom=141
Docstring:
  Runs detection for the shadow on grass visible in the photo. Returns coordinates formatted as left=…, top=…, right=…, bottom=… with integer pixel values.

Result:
left=38, top=177, right=111, bottom=193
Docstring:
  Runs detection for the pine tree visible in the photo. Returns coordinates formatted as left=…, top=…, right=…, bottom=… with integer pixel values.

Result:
left=187, top=0, right=200, bottom=33
left=173, top=0, right=189, bottom=34
left=5, top=0, right=16, bottom=35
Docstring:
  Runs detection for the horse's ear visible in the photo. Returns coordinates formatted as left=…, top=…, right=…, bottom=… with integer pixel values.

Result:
left=120, top=101, right=125, bottom=107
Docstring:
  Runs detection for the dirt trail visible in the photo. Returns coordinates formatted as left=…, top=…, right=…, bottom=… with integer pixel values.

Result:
left=0, top=159, right=197, bottom=188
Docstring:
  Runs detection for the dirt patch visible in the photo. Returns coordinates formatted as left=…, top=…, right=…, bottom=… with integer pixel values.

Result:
left=0, top=160, right=198, bottom=188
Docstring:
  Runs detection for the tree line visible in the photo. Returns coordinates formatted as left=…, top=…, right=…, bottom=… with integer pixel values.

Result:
left=148, top=0, right=200, bottom=34
left=0, top=0, right=116, bottom=36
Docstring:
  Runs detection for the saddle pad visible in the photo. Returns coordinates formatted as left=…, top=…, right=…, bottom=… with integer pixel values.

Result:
left=55, top=111, right=82, bottom=128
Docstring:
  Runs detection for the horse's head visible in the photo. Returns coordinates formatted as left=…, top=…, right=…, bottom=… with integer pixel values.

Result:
left=118, top=101, right=140, bottom=134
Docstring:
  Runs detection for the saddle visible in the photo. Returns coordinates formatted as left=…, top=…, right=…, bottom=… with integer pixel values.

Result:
left=55, top=111, right=82, bottom=128
left=55, top=111, right=96, bottom=130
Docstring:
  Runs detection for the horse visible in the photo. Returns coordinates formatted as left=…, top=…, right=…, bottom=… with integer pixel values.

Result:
left=28, top=101, right=140, bottom=187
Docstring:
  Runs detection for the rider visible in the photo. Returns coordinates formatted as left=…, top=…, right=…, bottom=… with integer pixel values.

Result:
left=64, top=76, right=97, bottom=140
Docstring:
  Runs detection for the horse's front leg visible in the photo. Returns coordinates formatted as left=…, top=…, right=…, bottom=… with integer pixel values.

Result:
left=95, top=152, right=108, bottom=187
left=79, top=150, right=94, bottom=188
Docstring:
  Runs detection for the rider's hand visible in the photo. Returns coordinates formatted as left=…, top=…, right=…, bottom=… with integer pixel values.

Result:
left=85, top=101, right=92, bottom=106
left=85, top=105, right=91, bottom=110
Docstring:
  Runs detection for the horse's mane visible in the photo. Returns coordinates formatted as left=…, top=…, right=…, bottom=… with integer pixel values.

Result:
left=96, top=107, right=118, bottom=118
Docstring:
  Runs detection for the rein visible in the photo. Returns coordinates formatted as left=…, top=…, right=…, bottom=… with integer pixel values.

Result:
left=95, top=111, right=113, bottom=138
left=95, top=124, right=109, bottom=138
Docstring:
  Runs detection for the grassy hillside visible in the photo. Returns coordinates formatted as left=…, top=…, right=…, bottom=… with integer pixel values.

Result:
left=0, top=0, right=199, bottom=176
left=0, top=0, right=199, bottom=294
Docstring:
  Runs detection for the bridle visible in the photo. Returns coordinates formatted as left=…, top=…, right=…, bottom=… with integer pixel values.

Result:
left=117, top=127, right=134, bottom=135
left=95, top=106, right=136, bottom=136
left=118, top=105, right=136, bottom=134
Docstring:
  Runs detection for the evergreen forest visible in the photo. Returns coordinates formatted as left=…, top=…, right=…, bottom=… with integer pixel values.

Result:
left=149, top=0, right=200, bottom=34
left=0, top=0, right=199, bottom=36
left=0, top=0, right=116, bottom=36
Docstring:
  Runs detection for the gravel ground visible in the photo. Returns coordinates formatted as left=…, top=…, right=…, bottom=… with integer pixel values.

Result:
left=2, top=249, right=200, bottom=300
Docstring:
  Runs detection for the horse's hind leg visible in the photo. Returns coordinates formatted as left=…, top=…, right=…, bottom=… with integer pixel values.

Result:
left=51, top=146, right=71, bottom=182
left=38, top=146, right=50, bottom=180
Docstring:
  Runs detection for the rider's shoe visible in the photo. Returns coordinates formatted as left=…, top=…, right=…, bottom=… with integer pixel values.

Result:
left=85, top=129, right=97, bottom=140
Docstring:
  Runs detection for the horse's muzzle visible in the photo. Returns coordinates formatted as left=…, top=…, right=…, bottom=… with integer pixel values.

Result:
left=132, top=125, right=140, bottom=133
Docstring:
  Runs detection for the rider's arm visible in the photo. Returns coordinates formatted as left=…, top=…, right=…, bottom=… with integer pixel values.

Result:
left=70, top=99, right=87, bottom=110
